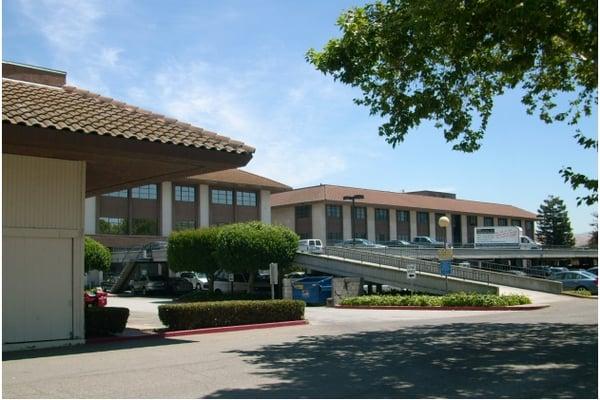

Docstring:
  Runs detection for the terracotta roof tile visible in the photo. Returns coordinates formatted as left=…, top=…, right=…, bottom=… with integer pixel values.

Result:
left=2, top=78, right=255, bottom=154
left=188, top=169, right=292, bottom=193
left=271, top=184, right=537, bottom=219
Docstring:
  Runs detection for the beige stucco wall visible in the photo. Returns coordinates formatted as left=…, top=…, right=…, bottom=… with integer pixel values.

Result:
left=2, top=154, right=85, bottom=349
left=272, top=206, right=295, bottom=231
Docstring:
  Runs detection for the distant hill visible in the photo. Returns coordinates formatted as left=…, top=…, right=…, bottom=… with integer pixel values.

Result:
left=574, top=232, right=592, bottom=247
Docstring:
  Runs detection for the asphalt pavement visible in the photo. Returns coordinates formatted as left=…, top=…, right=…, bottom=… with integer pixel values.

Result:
left=3, top=292, right=597, bottom=398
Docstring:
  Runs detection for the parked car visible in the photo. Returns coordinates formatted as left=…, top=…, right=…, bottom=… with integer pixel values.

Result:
left=412, top=236, right=444, bottom=247
left=342, top=238, right=387, bottom=248
left=179, top=271, right=209, bottom=290
left=285, top=271, right=306, bottom=280
left=587, top=267, right=598, bottom=276
left=167, top=277, right=194, bottom=295
left=132, top=275, right=168, bottom=295
left=382, top=240, right=416, bottom=248
left=549, top=270, right=598, bottom=294
left=298, top=239, right=324, bottom=253
left=213, top=270, right=271, bottom=294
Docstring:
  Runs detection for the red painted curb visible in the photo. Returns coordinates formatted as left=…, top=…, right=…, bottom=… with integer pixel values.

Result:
left=86, top=319, right=308, bottom=345
left=335, top=305, right=549, bottom=311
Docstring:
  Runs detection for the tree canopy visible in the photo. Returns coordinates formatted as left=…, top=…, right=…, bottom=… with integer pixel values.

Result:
left=84, top=236, right=111, bottom=273
left=536, top=196, right=576, bottom=247
left=307, top=0, right=597, bottom=205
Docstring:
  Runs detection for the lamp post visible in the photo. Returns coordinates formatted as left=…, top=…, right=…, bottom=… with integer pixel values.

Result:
left=438, top=216, right=450, bottom=249
left=343, top=194, right=364, bottom=245
left=438, top=215, right=451, bottom=293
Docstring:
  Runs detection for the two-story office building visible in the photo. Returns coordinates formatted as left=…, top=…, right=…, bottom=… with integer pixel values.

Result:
left=271, top=185, right=537, bottom=245
left=85, top=169, right=291, bottom=249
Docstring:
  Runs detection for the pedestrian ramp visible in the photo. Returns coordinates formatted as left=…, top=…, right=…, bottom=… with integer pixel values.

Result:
left=296, top=247, right=562, bottom=294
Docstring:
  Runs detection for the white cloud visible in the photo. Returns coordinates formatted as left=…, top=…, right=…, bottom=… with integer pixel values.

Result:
left=125, top=60, right=349, bottom=187
left=18, top=0, right=103, bottom=53
left=99, top=47, right=122, bottom=67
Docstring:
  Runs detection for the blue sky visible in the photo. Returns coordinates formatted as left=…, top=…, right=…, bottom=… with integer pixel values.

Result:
left=3, top=0, right=598, bottom=234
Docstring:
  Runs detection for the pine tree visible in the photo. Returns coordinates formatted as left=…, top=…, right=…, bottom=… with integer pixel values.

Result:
left=589, top=213, right=598, bottom=248
left=536, top=196, right=576, bottom=247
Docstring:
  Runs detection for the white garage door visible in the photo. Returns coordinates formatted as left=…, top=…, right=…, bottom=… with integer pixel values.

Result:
left=2, top=236, right=74, bottom=344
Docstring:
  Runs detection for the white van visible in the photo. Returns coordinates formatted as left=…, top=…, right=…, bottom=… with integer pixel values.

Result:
left=298, top=239, right=324, bottom=254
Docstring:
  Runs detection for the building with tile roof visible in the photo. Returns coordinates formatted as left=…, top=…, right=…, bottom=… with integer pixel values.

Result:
left=2, top=61, right=256, bottom=350
left=271, top=184, right=537, bottom=245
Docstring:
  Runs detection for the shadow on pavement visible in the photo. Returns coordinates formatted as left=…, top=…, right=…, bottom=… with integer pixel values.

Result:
left=207, top=323, right=598, bottom=399
left=3, top=336, right=193, bottom=361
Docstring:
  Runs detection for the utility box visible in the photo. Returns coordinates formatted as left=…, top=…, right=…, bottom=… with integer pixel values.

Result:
left=332, top=277, right=364, bottom=306
left=282, top=278, right=293, bottom=299
left=292, top=276, right=332, bottom=305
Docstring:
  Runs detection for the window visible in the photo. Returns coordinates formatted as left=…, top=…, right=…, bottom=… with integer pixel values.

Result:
left=397, top=210, right=410, bottom=223
left=511, top=219, right=522, bottom=227
left=102, top=190, right=128, bottom=198
left=467, top=215, right=477, bottom=225
left=375, top=208, right=389, bottom=221
left=131, top=218, right=158, bottom=235
left=417, top=212, right=429, bottom=224
left=326, top=205, right=342, bottom=218
left=175, top=186, right=195, bottom=202
left=353, top=207, right=366, bottom=219
left=484, top=217, right=494, bottom=226
left=298, top=232, right=311, bottom=240
left=498, top=218, right=508, bottom=226
left=236, top=191, right=257, bottom=206
left=378, top=233, right=387, bottom=242
left=98, top=217, right=128, bottom=234
left=327, top=232, right=343, bottom=241
left=131, top=184, right=157, bottom=199
left=398, top=233, right=410, bottom=241
left=295, top=205, right=311, bottom=219
left=212, top=189, right=233, bottom=205
left=173, top=220, right=196, bottom=231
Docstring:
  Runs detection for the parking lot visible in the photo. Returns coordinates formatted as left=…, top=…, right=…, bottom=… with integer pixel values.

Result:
left=3, top=291, right=597, bottom=398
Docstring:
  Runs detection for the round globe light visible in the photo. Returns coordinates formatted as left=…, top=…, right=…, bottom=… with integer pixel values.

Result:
left=438, top=216, right=450, bottom=228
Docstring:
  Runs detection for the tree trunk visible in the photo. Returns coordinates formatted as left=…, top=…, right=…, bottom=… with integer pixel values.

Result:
left=247, top=272, right=255, bottom=294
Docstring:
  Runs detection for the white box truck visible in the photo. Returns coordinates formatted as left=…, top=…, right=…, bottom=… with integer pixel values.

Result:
left=474, top=226, right=540, bottom=249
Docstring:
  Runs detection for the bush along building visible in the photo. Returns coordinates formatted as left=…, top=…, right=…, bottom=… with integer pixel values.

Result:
left=84, top=169, right=291, bottom=285
left=271, top=184, right=536, bottom=246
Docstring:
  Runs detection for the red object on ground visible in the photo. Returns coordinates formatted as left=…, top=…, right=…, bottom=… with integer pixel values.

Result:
left=84, top=289, right=108, bottom=307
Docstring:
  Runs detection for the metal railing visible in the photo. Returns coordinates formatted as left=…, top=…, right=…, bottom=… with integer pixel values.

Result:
left=322, top=246, right=492, bottom=285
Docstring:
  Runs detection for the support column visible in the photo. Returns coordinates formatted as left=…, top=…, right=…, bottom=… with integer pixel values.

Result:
left=409, top=210, right=417, bottom=240
left=367, top=207, right=376, bottom=241
left=342, top=204, right=352, bottom=240
left=199, top=184, right=209, bottom=227
left=260, top=190, right=271, bottom=224
left=461, top=215, right=468, bottom=244
left=84, top=197, right=96, bottom=234
left=389, top=209, right=397, bottom=240
left=161, top=182, right=172, bottom=236
left=311, top=203, right=326, bottom=242
left=429, top=211, right=436, bottom=239
left=477, top=215, right=484, bottom=228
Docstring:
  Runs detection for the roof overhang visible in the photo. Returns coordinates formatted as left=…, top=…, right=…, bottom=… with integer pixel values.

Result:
left=3, top=122, right=253, bottom=197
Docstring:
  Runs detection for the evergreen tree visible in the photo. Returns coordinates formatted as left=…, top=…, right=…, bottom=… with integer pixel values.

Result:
left=589, top=213, right=598, bottom=248
left=536, top=196, right=576, bottom=247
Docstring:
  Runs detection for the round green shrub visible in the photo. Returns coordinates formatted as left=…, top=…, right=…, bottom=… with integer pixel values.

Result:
left=84, top=236, right=111, bottom=273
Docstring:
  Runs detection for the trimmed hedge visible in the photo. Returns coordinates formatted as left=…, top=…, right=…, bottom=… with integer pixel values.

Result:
left=85, top=307, right=129, bottom=338
left=341, top=292, right=532, bottom=307
left=158, top=300, right=305, bottom=330
left=176, top=291, right=271, bottom=303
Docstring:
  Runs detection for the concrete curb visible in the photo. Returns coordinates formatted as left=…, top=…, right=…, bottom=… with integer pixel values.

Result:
left=335, top=305, right=550, bottom=311
left=561, top=292, right=598, bottom=300
left=86, top=319, right=309, bottom=344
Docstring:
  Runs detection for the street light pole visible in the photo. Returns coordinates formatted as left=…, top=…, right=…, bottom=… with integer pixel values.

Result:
left=343, top=194, right=364, bottom=245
